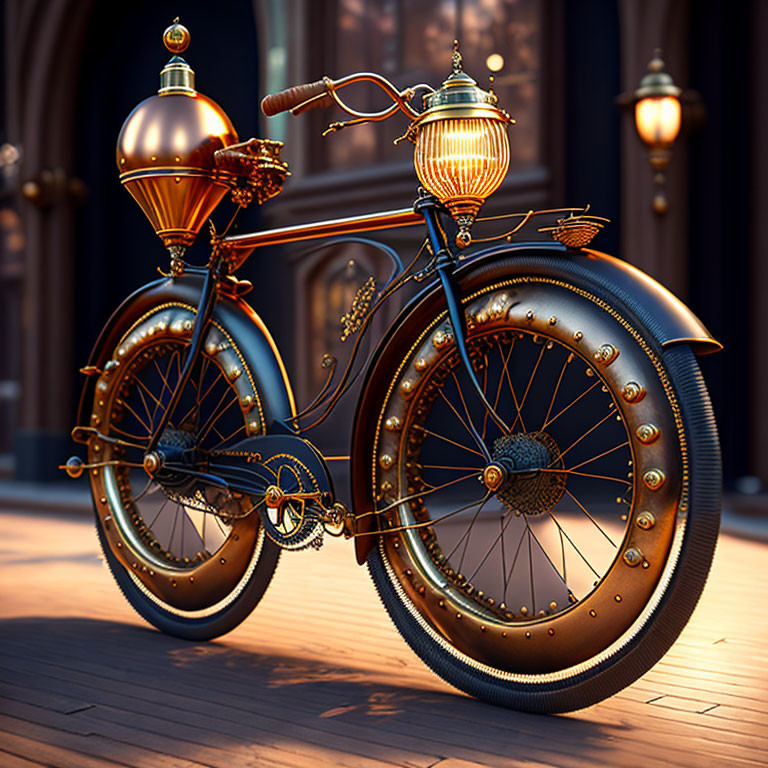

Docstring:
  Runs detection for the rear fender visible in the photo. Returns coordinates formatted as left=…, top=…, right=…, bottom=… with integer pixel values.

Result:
left=74, top=274, right=296, bottom=434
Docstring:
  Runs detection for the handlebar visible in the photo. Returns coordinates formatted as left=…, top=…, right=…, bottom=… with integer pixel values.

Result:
left=261, top=79, right=332, bottom=117
left=261, top=72, right=433, bottom=134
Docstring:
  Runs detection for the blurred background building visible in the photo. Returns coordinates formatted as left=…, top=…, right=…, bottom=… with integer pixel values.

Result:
left=0, top=0, right=765, bottom=514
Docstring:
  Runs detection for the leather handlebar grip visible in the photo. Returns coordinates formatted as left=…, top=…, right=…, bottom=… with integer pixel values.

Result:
left=261, top=80, right=332, bottom=116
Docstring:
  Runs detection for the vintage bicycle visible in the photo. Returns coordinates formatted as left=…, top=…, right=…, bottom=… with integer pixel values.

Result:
left=64, top=21, right=722, bottom=712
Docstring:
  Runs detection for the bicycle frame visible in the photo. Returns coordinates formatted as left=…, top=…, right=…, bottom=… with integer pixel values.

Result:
left=146, top=193, right=498, bottom=456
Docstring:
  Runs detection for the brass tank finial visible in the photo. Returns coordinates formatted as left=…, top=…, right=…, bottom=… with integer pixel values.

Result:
left=163, top=18, right=190, bottom=54
left=159, top=20, right=194, bottom=94
left=452, top=39, right=463, bottom=74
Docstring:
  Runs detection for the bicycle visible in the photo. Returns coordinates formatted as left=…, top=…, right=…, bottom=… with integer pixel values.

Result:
left=64, top=20, right=722, bottom=713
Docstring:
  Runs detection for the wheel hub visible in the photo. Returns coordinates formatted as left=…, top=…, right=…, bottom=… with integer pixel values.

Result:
left=488, top=431, right=566, bottom=516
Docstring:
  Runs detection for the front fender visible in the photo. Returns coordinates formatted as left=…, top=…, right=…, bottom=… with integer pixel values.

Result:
left=75, top=274, right=295, bottom=432
left=456, top=243, right=720, bottom=355
left=350, top=242, right=720, bottom=565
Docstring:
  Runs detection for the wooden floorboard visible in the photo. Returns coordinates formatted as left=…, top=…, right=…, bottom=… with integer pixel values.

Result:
left=0, top=510, right=766, bottom=768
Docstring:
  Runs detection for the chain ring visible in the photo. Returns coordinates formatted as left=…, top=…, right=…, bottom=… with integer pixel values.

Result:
left=257, top=455, right=324, bottom=550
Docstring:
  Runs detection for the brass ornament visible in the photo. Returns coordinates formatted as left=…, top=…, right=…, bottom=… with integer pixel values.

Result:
left=636, top=511, right=656, bottom=530
left=642, top=468, right=666, bottom=490
left=636, top=423, right=660, bottom=444
left=622, top=381, right=646, bottom=403
left=622, top=547, right=643, bottom=567
left=163, top=19, right=190, bottom=54
left=593, top=343, right=619, bottom=365
left=116, top=21, right=239, bottom=251
left=340, top=276, right=376, bottom=341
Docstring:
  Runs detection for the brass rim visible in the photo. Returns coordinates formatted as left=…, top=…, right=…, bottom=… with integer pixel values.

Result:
left=374, top=281, right=682, bottom=675
left=88, top=304, right=267, bottom=616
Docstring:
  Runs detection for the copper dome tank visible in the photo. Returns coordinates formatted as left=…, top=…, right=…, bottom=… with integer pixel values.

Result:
left=116, top=20, right=238, bottom=251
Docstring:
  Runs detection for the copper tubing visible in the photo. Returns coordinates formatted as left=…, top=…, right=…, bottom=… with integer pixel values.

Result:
left=220, top=208, right=424, bottom=270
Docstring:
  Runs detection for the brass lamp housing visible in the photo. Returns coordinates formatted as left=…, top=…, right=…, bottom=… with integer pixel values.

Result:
left=411, top=44, right=514, bottom=247
left=116, top=21, right=238, bottom=251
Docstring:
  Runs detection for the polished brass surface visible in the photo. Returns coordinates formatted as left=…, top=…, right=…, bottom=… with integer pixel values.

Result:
left=213, top=138, right=289, bottom=207
left=163, top=18, right=190, bottom=54
left=482, top=463, right=506, bottom=493
left=64, top=456, right=84, bottom=479
left=409, top=42, right=513, bottom=246
left=219, top=208, right=423, bottom=271
left=117, top=23, right=238, bottom=250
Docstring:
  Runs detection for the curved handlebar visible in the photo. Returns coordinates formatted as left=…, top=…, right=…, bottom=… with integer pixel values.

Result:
left=261, top=72, right=432, bottom=130
left=261, top=79, right=332, bottom=116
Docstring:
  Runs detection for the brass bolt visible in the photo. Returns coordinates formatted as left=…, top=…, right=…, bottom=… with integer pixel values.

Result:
left=520, top=606, right=528, bottom=616
left=415, top=357, right=428, bottom=372
left=636, top=423, right=660, bottom=444
left=623, top=547, right=643, bottom=567
left=589, top=609, right=596, bottom=617
left=573, top=331, right=583, bottom=342
left=614, top=594, right=622, bottom=602
left=549, top=601, right=558, bottom=611
left=525, top=310, right=535, bottom=321
left=379, top=454, right=394, bottom=470
left=548, top=628, right=555, bottom=636
left=548, top=316, right=557, bottom=325
left=636, top=511, right=656, bottom=530
left=385, top=416, right=401, bottom=432
left=400, top=379, right=414, bottom=397
left=525, top=632, right=532, bottom=639
left=622, top=381, right=646, bottom=402
left=642, top=469, right=666, bottom=490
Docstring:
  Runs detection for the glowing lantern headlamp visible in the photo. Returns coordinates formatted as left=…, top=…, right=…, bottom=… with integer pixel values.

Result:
left=411, top=43, right=514, bottom=247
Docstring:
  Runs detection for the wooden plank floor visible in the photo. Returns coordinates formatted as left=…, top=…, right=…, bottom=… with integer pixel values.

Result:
left=0, top=509, right=766, bottom=768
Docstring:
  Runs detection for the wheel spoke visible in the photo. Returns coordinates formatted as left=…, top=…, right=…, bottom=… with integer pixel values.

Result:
left=549, top=410, right=618, bottom=467
left=568, top=441, right=629, bottom=472
left=541, top=353, right=572, bottom=429
left=512, top=343, right=546, bottom=432
left=411, top=424, right=485, bottom=458
left=547, top=510, right=601, bottom=579
left=541, top=379, right=600, bottom=431
left=564, top=487, right=617, bottom=547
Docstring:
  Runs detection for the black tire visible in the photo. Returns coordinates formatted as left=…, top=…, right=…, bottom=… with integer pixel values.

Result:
left=86, top=301, right=282, bottom=641
left=363, top=268, right=720, bottom=712
left=96, top=510, right=280, bottom=641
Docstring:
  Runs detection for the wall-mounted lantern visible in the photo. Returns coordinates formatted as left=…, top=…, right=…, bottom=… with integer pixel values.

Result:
left=633, top=50, right=681, bottom=215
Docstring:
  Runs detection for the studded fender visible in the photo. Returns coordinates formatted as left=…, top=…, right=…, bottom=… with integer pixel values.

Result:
left=350, top=243, right=720, bottom=565
left=74, top=274, right=296, bottom=436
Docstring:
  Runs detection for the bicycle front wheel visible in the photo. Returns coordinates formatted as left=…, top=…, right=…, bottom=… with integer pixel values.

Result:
left=363, top=271, right=720, bottom=712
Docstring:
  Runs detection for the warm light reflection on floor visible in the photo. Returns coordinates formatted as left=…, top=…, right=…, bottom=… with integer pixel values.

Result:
left=0, top=510, right=765, bottom=767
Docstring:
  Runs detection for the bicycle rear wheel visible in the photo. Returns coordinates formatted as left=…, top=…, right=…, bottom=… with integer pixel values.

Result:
left=88, top=302, right=280, bottom=640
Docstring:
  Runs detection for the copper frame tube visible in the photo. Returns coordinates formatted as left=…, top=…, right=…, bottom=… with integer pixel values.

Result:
left=219, top=208, right=424, bottom=271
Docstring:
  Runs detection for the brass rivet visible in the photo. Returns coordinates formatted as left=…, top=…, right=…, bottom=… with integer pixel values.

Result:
left=241, top=394, right=254, bottom=410
left=501, top=631, right=508, bottom=638
left=520, top=606, right=528, bottom=616
left=400, top=379, right=414, bottom=397
left=548, top=316, right=557, bottom=325
left=456, top=613, right=462, bottom=620
left=480, top=625, right=486, bottom=632
left=548, top=628, right=555, bottom=636
left=171, top=579, right=177, bottom=587
left=573, top=331, right=583, bottom=342
left=219, top=557, right=226, bottom=564
left=549, top=601, right=557, bottom=611
left=379, top=453, right=394, bottom=470
left=614, top=594, right=622, bottom=602
left=248, top=420, right=260, bottom=434
left=636, top=423, right=660, bottom=444
left=622, top=381, right=646, bottom=403
left=116, top=542, right=122, bottom=548
left=636, top=511, right=656, bottom=530
left=525, top=632, right=532, bottom=639
left=594, top=343, right=619, bottom=365
left=189, top=576, right=195, bottom=583
left=642, top=469, right=666, bottom=490
left=525, top=310, right=535, bottom=321
left=438, top=599, right=445, bottom=608
left=415, top=357, right=428, bottom=371
left=623, top=547, right=643, bottom=567
left=385, top=416, right=401, bottom=432
left=589, top=609, right=596, bottom=617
